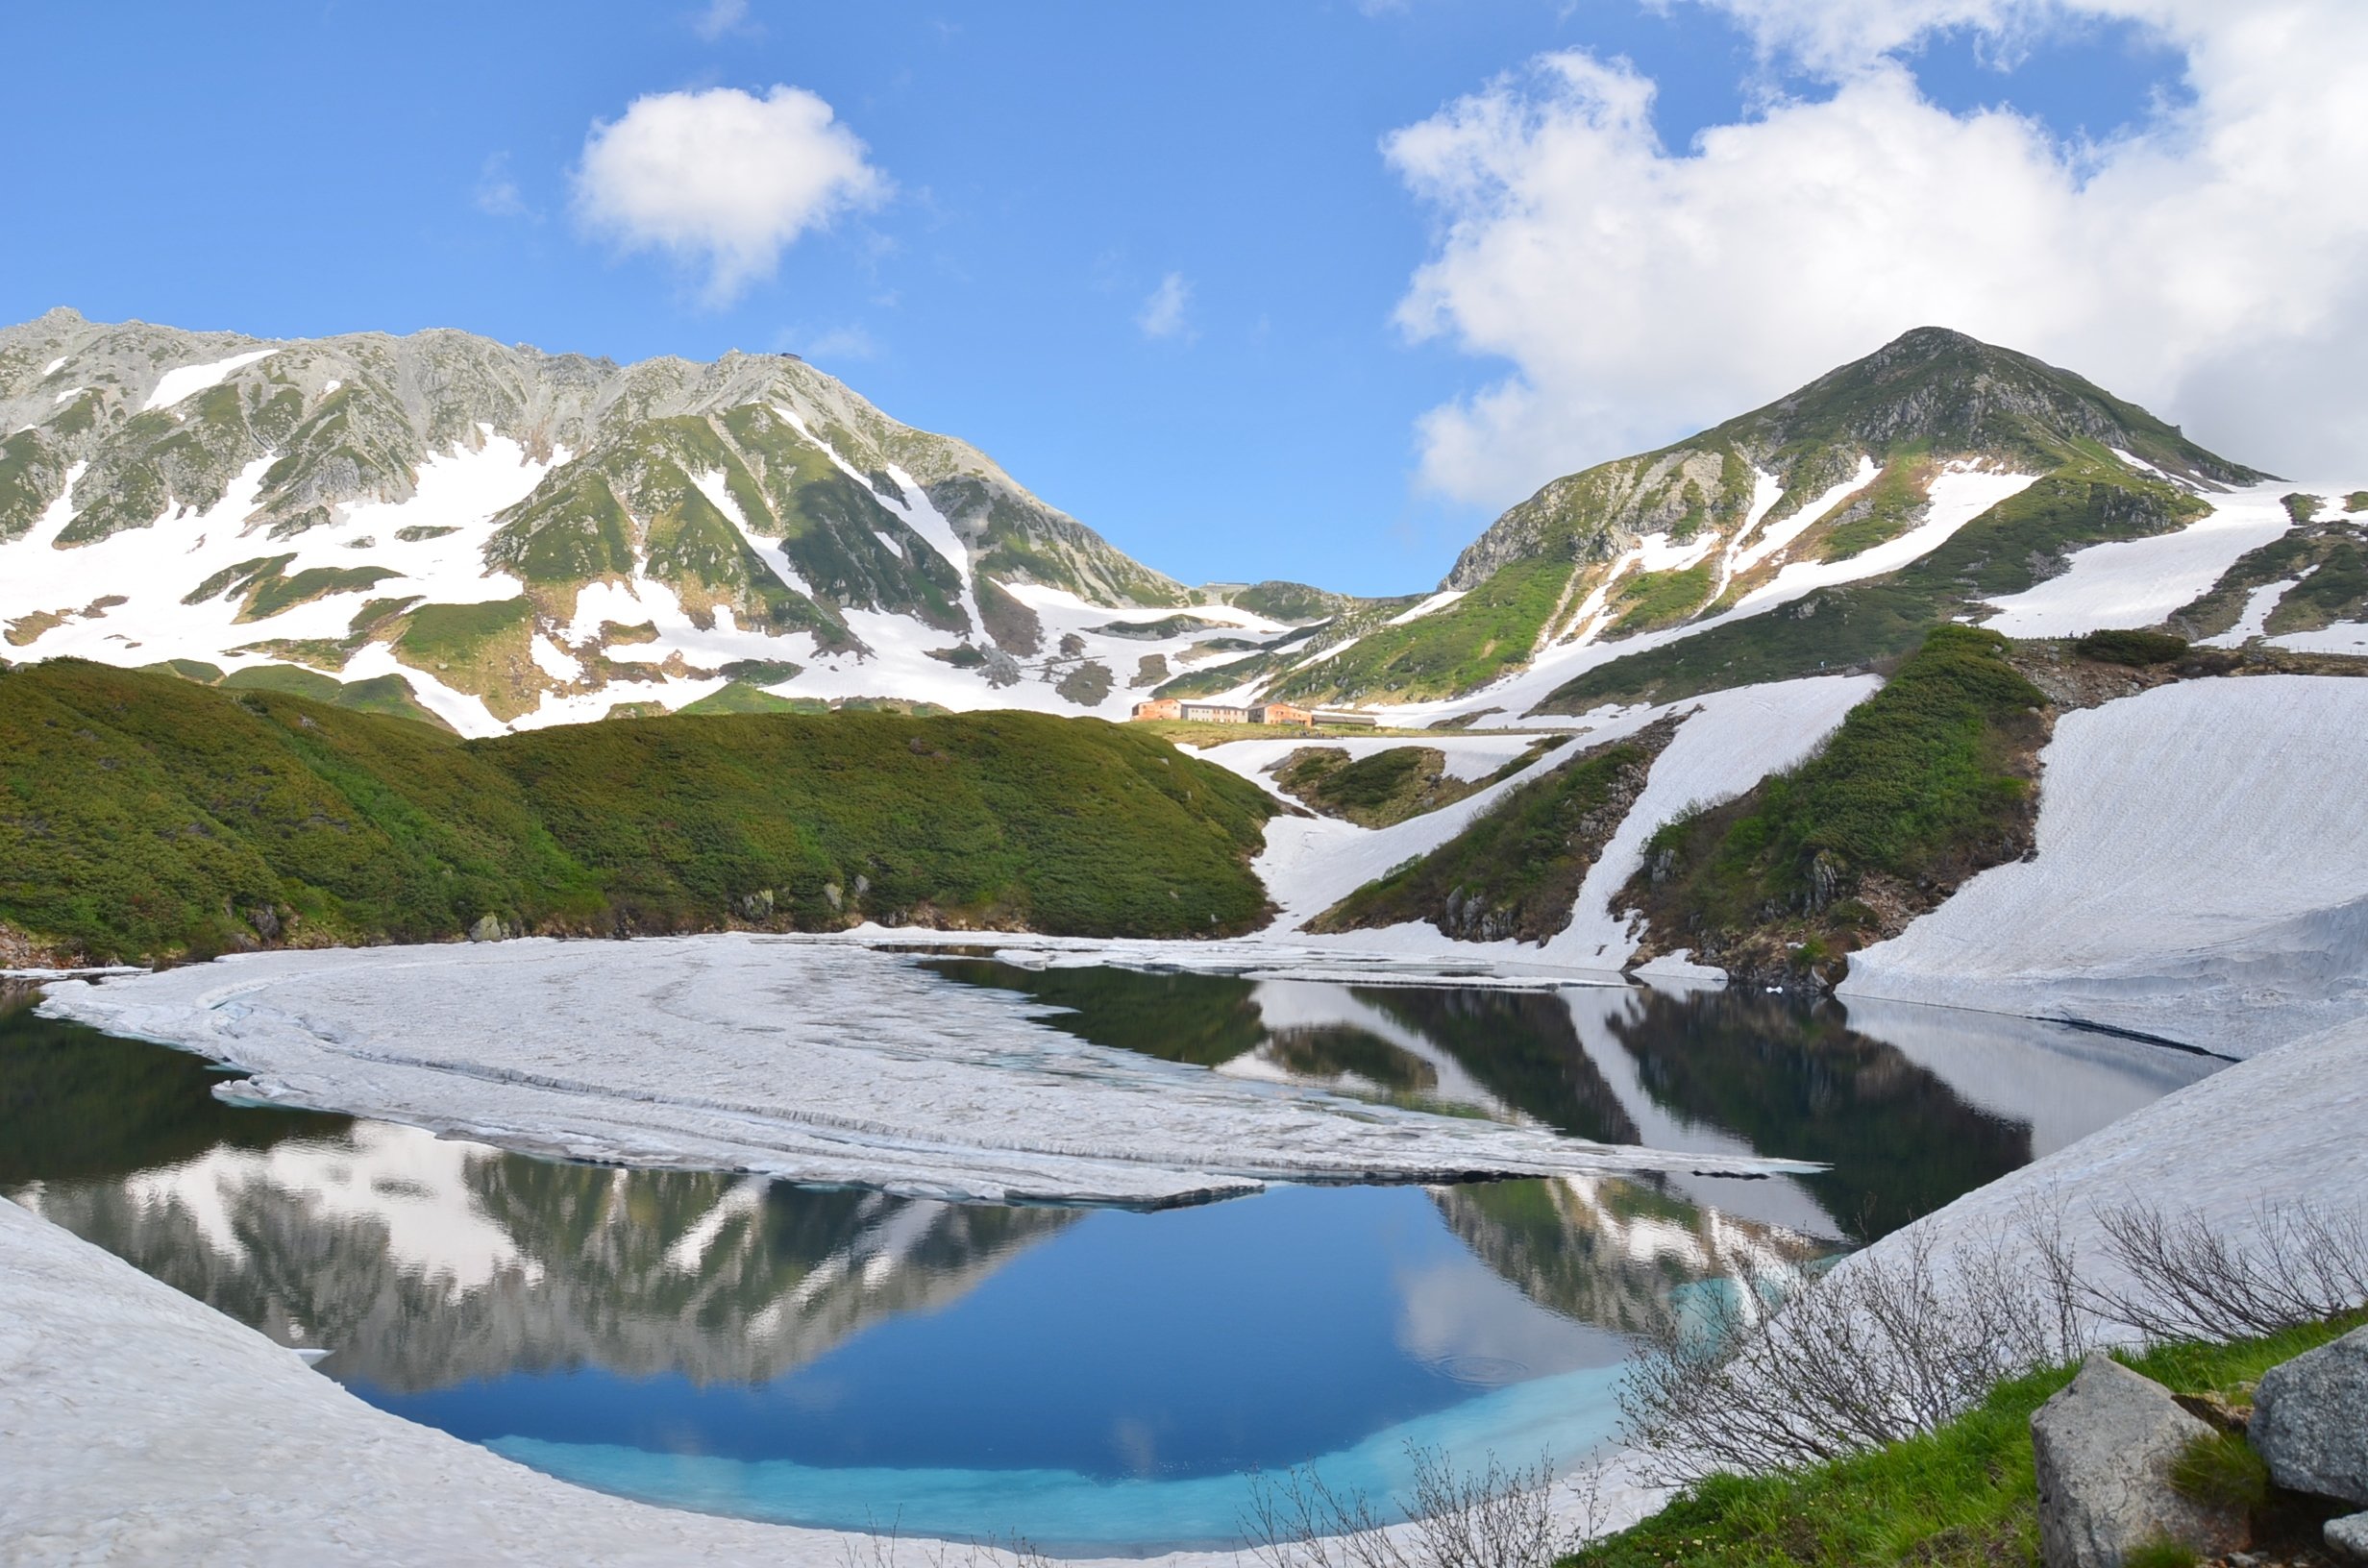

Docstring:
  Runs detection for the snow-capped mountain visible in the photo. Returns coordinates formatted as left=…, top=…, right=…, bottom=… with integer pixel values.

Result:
left=0, top=309, right=1342, bottom=735
left=8, top=312, right=2359, bottom=739
left=1209, top=326, right=2281, bottom=713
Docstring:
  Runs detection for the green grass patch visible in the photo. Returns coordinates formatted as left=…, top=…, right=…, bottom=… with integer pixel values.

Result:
left=1230, top=580, right=1358, bottom=622
left=1272, top=746, right=1468, bottom=828
left=1272, top=556, right=1572, bottom=704
left=2166, top=1430, right=2270, bottom=1514
left=1573, top=1317, right=2359, bottom=1568
left=676, top=681, right=800, bottom=716
left=1817, top=457, right=1933, bottom=560
left=718, top=658, right=802, bottom=685
left=395, top=597, right=534, bottom=663
left=1615, top=562, right=1717, bottom=634
left=0, top=659, right=1275, bottom=963
left=241, top=563, right=400, bottom=622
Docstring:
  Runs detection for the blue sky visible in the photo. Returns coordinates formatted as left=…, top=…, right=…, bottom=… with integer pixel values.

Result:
left=1, top=2, right=2319, bottom=596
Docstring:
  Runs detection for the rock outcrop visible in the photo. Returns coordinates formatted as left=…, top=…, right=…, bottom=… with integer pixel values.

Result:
left=2253, top=1325, right=2368, bottom=1506
left=2032, top=1353, right=2249, bottom=1568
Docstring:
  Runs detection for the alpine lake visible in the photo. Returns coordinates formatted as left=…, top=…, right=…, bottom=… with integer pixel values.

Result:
left=0, top=955, right=2219, bottom=1555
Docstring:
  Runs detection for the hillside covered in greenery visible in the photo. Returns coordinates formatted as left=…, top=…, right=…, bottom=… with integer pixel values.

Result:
left=0, top=659, right=1276, bottom=964
left=1616, top=626, right=2046, bottom=982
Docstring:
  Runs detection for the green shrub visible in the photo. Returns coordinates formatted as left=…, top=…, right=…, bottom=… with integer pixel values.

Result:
left=2075, top=627, right=2188, bottom=666
left=1575, top=1317, right=2357, bottom=1568
left=2122, top=1538, right=2199, bottom=1568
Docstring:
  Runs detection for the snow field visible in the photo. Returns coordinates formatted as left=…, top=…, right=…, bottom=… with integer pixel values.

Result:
left=1839, top=675, right=2368, bottom=1057
left=141, top=348, right=278, bottom=411
left=1980, top=478, right=2305, bottom=638
left=1828, top=1009, right=2366, bottom=1346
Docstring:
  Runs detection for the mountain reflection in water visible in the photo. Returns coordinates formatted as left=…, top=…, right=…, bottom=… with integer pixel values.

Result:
left=924, top=961, right=2217, bottom=1240
left=0, top=965, right=2212, bottom=1539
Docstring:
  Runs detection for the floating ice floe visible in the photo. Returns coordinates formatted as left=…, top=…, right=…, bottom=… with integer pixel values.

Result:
left=39, top=937, right=1816, bottom=1207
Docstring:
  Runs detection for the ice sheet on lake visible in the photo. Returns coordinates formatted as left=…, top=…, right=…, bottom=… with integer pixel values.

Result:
left=39, top=937, right=1811, bottom=1207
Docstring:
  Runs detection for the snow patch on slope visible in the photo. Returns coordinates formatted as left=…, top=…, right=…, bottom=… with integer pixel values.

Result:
left=1378, top=470, right=2032, bottom=731
left=1732, top=457, right=1873, bottom=576
left=1389, top=590, right=1467, bottom=625
left=1541, top=675, right=1878, bottom=970
left=143, top=349, right=277, bottom=411
left=2200, top=580, right=2295, bottom=647
left=1981, top=480, right=2300, bottom=638
left=1840, top=675, right=2368, bottom=1057
left=1733, top=465, right=2035, bottom=615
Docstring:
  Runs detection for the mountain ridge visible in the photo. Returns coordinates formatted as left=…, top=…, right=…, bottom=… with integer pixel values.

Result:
left=1241, top=326, right=2265, bottom=709
left=3, top=309, right=1344, bottom=732
left=0, top=313, right=2289, bottom=731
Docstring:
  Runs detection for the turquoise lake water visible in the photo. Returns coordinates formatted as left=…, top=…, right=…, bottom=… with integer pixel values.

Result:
left=0, top=961, right=2214, bottom=1553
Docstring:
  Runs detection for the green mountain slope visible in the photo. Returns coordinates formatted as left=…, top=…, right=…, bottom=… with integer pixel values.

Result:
left=0, top=660, right=1275, bottom=964
left=1273, top=328, right=2263, bottom=707
left=1535, top=451, right=2209, bottom=712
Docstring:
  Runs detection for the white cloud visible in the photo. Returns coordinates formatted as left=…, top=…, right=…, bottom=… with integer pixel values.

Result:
left=801, top=324, right=879, bottom=361
left=474, top=152, right=530, bottom=219
left=691, top=0, right=755, bottom=40
left=1388, top=0, right=2368, bottom=506
left=574, top=85, right=887, bottom=306
left=1137, top=272, right=1195, bottom=341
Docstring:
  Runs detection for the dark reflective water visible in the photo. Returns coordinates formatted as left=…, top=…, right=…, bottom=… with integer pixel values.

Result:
left=1, top=965, right=2215, bottom=1550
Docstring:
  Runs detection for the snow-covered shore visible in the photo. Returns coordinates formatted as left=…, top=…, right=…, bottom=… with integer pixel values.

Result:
left=1840, top=676, right=2368, bottom=1058
left=1827, top=1010, right=2368, bottom=1328
left=36, top=937, right=1810, bottom=1209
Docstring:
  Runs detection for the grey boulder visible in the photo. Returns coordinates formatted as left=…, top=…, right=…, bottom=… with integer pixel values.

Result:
left=2328, top=1510, right=2368, bottom=1562
left=2032, top=1353, right=2249, bottom=1568
left=2253, top=1324, right=2368, bottom=1505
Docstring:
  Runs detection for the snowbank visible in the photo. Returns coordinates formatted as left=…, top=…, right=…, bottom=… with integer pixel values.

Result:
left=38, top=938, right=1810, bottom=1209
left=1831, top=1011, right=2368, bottom=1329
left=0, top=1191, right=950, bottom=1567
left=1840, top=676, right=2368, bottom=1057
